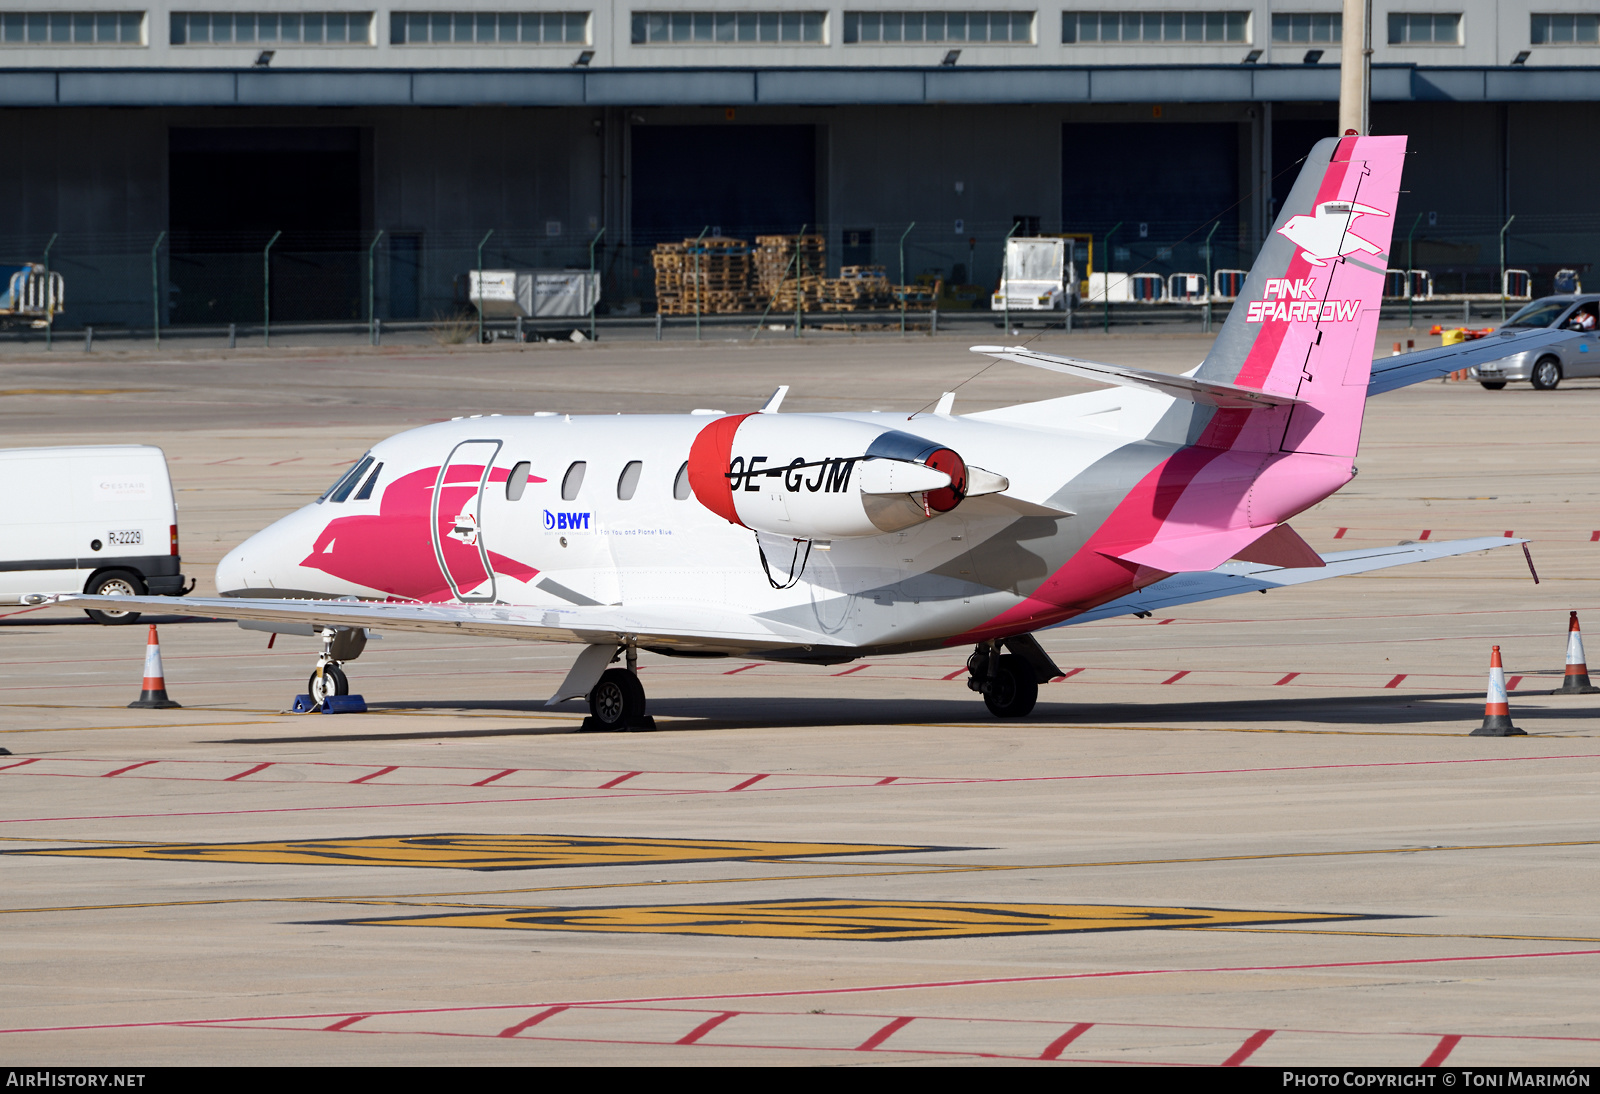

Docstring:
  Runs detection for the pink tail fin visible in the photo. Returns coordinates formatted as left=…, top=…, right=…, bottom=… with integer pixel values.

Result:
left=1196, top=135, right=1407, bottom=458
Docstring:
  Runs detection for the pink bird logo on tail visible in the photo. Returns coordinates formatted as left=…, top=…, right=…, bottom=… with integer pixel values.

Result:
left=1277, top=200, right=1391, bottom=267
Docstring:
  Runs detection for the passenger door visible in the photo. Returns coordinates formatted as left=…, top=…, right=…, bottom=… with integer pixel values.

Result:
left=430, top=439, right=501, bottom=602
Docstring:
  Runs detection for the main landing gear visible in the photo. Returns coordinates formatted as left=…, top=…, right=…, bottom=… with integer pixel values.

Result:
left=967, top=640, right=1040, bottom=718
left=583, top=643, right=656, bottom=732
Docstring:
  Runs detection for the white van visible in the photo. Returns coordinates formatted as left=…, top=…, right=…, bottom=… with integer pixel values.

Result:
left=0, top=445, right=188, bottom=624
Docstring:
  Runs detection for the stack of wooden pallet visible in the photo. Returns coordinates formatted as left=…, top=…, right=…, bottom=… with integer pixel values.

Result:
left=819, top=265, right=892, bottom=311
left=755, top=235, right=827, bottom=302
left=652, top=238, right=758, bottom=315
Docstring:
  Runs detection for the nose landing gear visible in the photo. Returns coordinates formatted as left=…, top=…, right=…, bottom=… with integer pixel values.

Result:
left=303, top=627, right=365, bottom=710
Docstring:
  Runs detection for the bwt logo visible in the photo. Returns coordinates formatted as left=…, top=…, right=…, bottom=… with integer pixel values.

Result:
left=544, top=510, right=591, bottom=530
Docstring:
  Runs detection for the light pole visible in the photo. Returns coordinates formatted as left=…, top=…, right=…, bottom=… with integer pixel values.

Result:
left=367, top=229, right=383, bottom=346
left=691, top=225, right=708, bottom=341
left=263, top=230, right=281, bottom=347
left=1103, top=221, right=1123, bottom=334
left=587, top=226, right=605, bottom=342
left=1405, top=212, right=1423, bottom=329
left=41, top=233, right=56, bottom=350
left=1499, top=214, right=1516, bottom=321
left=1202, top=220, right=1220, bottom=334
left=475, top=229, right=494, bottom=345
left=1000, top=221, right=1019, bottom=339
left=151, top=231, right=166, bottom=347
left=898, top=222, right=916, bottom=335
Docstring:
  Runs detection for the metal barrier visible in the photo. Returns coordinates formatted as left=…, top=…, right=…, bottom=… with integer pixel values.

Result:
left=1555, top=268, right=1582, bottom=294
left=1129, top=272, right=1165, bottom=302
left=1211, top=269, right=1248, bottom=301
left=1503, top=269, right=1532, bottom=301
left=1167, top=272, right=1207, bottom=303
left=0, top=264, right=64, bottom=324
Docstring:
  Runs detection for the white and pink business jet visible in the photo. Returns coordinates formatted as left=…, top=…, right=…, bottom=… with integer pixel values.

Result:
left=70, top=136, right=1565, bottom=728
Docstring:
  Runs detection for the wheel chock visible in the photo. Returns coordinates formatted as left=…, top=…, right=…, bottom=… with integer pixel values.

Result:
left=322, top=694, right=367, bottom=714
left=291, top=694, right=318, bottom=713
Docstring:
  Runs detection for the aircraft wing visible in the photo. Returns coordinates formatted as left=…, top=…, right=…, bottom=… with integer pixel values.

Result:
left=58, top=593, right=833, bottom=655
left=1058, top=536, right=1523, bottom=626
left=1367, top=328, right=1573, bottom=395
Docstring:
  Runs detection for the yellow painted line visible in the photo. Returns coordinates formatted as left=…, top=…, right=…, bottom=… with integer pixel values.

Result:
left=346, top=898, right=1367, bottom=941
left=12, top=833, right=931, bottom=871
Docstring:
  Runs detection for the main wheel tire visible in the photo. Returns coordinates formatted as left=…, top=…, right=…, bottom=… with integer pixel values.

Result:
left=1479, top=381, right=1507, bottom=390
left=588, top=668, right=646, bottom=730
left=1531, top=357, right=1563, bottom=390
left=84, top=569, right=146, bottom=625
left=982, top=653, right=1039, bottom=718
left=308, top=664, right=349, bottom=704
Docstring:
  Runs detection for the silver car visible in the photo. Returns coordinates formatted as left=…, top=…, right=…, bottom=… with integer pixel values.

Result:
left=1470, top=295, right=1600, bottom=390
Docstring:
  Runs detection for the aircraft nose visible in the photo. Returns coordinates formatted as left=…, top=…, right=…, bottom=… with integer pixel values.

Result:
left=214, top=504, right=323, bottom=595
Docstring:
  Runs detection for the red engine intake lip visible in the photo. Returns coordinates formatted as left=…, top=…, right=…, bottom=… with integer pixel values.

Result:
left=921, top=447, right=968, bottom=513
left=686, top=413, right=756, bottom=526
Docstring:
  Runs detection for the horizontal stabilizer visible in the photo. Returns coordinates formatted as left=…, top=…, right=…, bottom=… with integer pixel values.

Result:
left=1059, top=537, right=1523, bottom=626
left=1368, top=328, right=1574, bottom=395
left=972, top=345, right=1304, bottom=409
left=1230, top=523, right=1325, bottom=569
left=1105, top=524, right=1283, bottom=574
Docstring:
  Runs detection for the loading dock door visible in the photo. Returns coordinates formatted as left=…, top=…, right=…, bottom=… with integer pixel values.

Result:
left=1061, top=123, right=1239, bottom=239
left=631, top=125, right=816, bottom=243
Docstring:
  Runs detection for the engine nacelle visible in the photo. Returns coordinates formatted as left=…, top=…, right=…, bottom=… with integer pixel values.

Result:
left=687, top=414, right=968, bottom=538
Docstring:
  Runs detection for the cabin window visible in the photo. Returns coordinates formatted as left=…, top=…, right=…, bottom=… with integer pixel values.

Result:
left=561, top=460, right=586, bottom=500
left=617, top=461, right=643, bottom=500
left=505, top=461, right=532, bottom=501
left=353, top=461, right=383, bottom=500
left=673, top=461, right=691, bottom=500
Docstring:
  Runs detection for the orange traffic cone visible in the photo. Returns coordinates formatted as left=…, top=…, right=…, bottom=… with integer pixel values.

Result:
left=128, top=624, right=181, bottom=709
left=1470, top=645, right=1524, bottom=737
left=1554, top=612, right=1600, bottom=694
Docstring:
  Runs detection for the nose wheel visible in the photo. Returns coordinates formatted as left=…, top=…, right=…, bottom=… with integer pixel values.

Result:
left=308, top=663, right=349, bottom=704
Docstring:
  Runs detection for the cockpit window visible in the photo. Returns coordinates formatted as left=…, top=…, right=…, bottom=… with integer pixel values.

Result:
left=353, top=462, right=383, bottom=501
left=561, top=461, right=586, bottom=501
left=506, top=461, right=532, bottom=501
left=320, top=453, right=373, bottom=503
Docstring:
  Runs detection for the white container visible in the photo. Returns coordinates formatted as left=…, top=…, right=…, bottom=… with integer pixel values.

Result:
left=1085, top=272, right=1132, bottom=303
left=469, top=269, right=601, bottom=319
left=0, top=445, right=186, bottom=623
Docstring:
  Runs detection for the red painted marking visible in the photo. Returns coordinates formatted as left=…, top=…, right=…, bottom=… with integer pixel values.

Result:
left=471, top=769, right=517, bottom=787
left=832, top=665, right=869, bottom=677
left=1334, top=527, right=1347, bottom=539
left=874, top=777, right=898, bottom=786
left=1160, top=671, right=1190, bottom=685
left=0, top=605, right=50, bottom=619
left=0, top=758, right=40, bottom=772
left=1504, top=530, right=1514, bottom=538
left=1221, top=1028, right=1275, bottom=1066
left=1384, top=674, right=1407, bottom=688
left=597, top=771, right=641, bottom=790
left=727, top=774, right=768, bottom=791
left=225, top=763, right=272, bottom=782
left=268, top=457, right=303, bottom=466
left=676, top=1011, right=739, bottom=1045
left=1052, top=668, right=1085, bottom=682
left=1419, top=530, right=1432, bottom=540
left=1506, top=676, right=1522, bottom=691
left=942, top=668, right=967, bottom=680
left=1592, top=531, right=1600, bottom=543
left=1038, top=1022, right=1093, bottom=1060
left=207, top=456, right=241, bottom=465
left=857, top=1015, right=913, bottom=1050
left=1156, top=617, right=1176, bottom=625
left=724, top=663, right=760, bottom=675
left=101, top=761, right=157, bottom=778
left=322, top=1015, right=368, bottom=1031
left=1275, top=673, right=1300, bottom=686
left=497, top=1006, right=569, bottom=1038
left=1421, top=1034, right=1461, bottom=1067
left=349, top=766, right=398, bottom=784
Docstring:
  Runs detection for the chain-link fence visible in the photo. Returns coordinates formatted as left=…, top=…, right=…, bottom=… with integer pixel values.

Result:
left=4, top=213, right=1597, bottom=338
